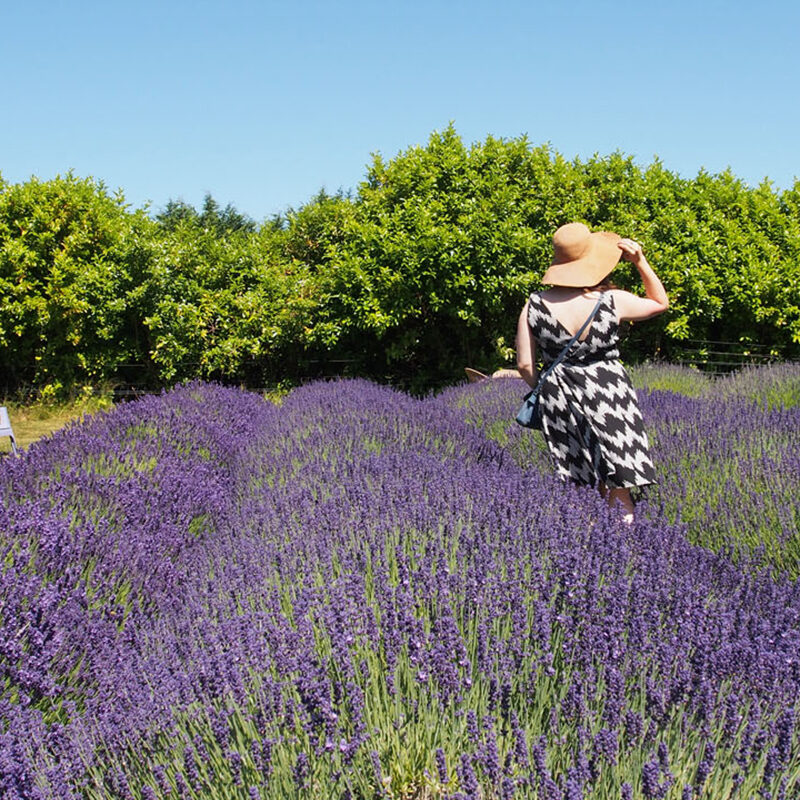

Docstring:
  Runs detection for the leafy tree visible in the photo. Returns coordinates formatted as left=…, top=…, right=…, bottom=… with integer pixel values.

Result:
left=156, top=193, right=256, bottom=236
left=154, top=198, right=199, bottom=231
left=141, top=219, right=308, bottom=385
left=0, top=173, right=140, bottom=395
left=2, top=131, right=799, bottom=396
left=302, top=127, right=800, bottom=386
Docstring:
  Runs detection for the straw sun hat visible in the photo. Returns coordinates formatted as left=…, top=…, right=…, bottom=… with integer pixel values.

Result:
left=541, top=222, right=622, bottom=287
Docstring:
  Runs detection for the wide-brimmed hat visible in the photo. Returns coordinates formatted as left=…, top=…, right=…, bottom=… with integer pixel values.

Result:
left=541, top=222, right=622, bottom=287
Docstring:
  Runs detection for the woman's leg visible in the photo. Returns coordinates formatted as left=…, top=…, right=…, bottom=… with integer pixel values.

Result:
left=598, top=483, right=635, bottom=523
left=608, top=487, right=635, bottom=523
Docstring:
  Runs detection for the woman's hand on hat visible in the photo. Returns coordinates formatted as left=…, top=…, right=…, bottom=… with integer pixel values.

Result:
left=618, top=238, right=645, bottom=266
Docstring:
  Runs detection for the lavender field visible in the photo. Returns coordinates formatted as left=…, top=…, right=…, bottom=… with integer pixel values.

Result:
left=1, top=366, right=799, bottom=799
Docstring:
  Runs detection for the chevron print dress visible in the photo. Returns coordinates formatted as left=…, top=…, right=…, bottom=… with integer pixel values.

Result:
left=527, top=291, right=657, bottom=489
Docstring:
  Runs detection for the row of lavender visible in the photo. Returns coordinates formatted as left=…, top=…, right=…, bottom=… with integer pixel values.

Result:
left=629, top=362, right=800, bottom=409
left=1, top=373, right=799, bottom=798
left=444, top=363, right=800, bottom=579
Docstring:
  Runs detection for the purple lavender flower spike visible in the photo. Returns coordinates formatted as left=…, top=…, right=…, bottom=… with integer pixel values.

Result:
left=370, top=750, right=383, bottom=787
left=293, top=751, right=310, bottom=790
left=694, top=739, right=715, bottom=789
left=435, top=748, right=449, bottom=784
left=642, top=758, right=663, bottom=799
left=564, top=768, right=583, bottom=800
left=457, top=754, right=480, bottom=800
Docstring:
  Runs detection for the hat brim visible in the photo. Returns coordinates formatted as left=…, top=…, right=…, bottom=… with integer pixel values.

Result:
left=541, top=231, right=622, bottom=287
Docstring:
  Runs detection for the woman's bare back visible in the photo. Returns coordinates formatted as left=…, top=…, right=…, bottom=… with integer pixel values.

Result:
left=538, top=287, right=606, bottom=341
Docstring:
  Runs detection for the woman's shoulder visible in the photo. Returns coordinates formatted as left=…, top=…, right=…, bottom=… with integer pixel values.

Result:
left=526, top=291, right=545, bottom=311
left=525, top=292, right=545, bottom=326
left=606, top=288, right=633, bottom=307
left=607, top=288, right=645, bottom=311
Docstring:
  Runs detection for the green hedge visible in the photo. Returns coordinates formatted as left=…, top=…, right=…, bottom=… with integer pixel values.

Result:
left=2, top=127, right=800, bottom=396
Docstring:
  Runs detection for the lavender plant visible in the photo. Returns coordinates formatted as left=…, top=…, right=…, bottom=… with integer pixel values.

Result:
left=628, top=364, right=713, bottom=398
left=629, top=361, right=800, bottom=409
left=444, top=366, right=800, bottom=578
left=1, top=377, right=799, bottom=798
left=712, top=362, right=800, bottom=410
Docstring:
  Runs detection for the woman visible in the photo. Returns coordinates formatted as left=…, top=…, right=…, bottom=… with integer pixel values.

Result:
left=515, top=222, right=669, bottom=521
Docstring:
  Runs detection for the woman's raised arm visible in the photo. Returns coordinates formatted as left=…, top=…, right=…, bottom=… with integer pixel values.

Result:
left=612, top=239, right=669, bottom=323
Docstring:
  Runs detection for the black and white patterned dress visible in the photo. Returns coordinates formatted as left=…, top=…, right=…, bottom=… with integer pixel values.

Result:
left=527, top=291, right=657, bottom=489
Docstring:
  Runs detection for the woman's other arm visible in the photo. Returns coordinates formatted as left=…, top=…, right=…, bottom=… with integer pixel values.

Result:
left=516, top=301, right=538, bottom=388
left=612, top=238, right=669, bottom=322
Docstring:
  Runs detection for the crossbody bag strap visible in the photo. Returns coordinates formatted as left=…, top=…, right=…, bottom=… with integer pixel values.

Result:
left=536, top=293, right=604, bottom=385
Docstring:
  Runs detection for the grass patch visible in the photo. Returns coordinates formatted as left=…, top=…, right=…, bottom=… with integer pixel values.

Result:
left=0, top=396, right=113, bottom=453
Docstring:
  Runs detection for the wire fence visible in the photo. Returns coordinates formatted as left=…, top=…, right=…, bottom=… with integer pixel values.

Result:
left=107, top=345, right=798, bottom=400
left=4, top=342, right=797, bottom=403
left=666, top=339, right=790, bottom=374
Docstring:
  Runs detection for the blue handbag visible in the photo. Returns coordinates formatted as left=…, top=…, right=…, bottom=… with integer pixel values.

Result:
left=516, top=295, right=604, bottom=429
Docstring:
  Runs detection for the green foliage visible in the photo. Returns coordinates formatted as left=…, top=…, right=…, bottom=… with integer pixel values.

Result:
left=309, top=130, right=554, bottom=387
left=300, top=127, right=800, bottom=388
left=0, top=173, right=141, bottom=395
left=156, top=193, right=257, bottom=235
left=141, top=221, right=310, bottom=384
left=0, top=179, right=310, bottom=394
left=2, top=129, right=800, bottom=395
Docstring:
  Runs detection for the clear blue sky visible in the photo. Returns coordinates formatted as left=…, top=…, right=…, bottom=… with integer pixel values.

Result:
left=2, top=0, right=798, bottom=222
